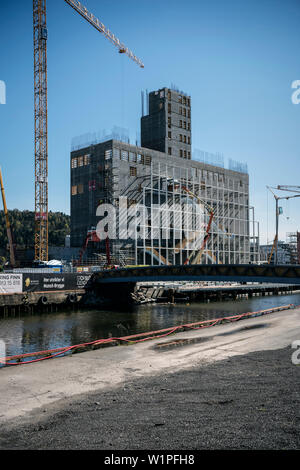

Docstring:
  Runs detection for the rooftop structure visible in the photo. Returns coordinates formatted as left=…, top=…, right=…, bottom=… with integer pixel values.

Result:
left=141, top=87, right=191, bottom=159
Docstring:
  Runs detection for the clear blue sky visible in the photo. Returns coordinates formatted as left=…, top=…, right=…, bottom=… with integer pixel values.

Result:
left=0, top=0, right=299, bottom=244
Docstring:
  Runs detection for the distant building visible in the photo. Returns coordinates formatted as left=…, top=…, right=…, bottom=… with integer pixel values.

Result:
left=70, top=87, right=259, bottom=265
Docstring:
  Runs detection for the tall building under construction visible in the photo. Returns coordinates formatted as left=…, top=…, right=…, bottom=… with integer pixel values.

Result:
left=70, top=87, right=259, bottom=265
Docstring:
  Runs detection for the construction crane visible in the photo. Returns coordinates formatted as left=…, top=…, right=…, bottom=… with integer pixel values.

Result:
left=277, top=185, right=300, bottom=193
left=180, top=186, right=215, bottom=265
left=162, top=182, right=219, bottom=264
left=144, top=187, right=215, bottom=266
left=0, top=168, right=16, bottom=267
left=33, top=0, right=48, bottom=262
left=33, top=0, right=144, bottom=262
left=77, top=229, right=112, bottom=267
left=267, top=235, right=277, bottom=264
left=267, top=186, right=300, bottom=264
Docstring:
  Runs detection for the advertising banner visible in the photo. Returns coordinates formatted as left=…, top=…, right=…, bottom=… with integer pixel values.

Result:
left=22, top=273, right=92, bottom=292
left=0, top=274, right=23, bottom=294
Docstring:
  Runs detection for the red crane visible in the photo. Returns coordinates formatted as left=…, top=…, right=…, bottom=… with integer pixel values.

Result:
left=77, top=230, right=111, bottom=267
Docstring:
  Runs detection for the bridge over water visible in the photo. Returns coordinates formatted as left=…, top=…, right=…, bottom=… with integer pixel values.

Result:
left=93, top=264, right=300, bottom=285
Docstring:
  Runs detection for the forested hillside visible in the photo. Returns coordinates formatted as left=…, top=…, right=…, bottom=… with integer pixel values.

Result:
left=0, top=210, right=70, bottom=248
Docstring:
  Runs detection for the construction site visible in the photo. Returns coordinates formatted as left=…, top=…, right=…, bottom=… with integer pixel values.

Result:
left=0, top=0, right=299, bottom=307
left=1, top=0, right=300, bottom=455
left=70, top=86, right=260, bottom=268
left=0, top=0, right=147, bottom=305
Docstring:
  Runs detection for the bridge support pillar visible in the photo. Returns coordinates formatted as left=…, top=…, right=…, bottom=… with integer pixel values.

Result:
left=85, top=281, right=137, bottom=307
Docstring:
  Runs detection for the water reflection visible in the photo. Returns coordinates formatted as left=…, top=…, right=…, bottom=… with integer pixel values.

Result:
left=1, top=292, right=300, bottom=359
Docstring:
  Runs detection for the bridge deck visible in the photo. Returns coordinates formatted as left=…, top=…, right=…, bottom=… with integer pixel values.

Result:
left=93, top=264, right=300, bottom=285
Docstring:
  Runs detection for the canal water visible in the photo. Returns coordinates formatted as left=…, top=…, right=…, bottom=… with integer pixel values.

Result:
left=1, top=292, right=300, bottom=360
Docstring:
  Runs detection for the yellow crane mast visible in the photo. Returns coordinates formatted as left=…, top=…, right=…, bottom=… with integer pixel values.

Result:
left=33, top=0, right=144, bottom=261
left=33, top=0, right=48, bottom=262
left=0, top=168, right=16, bottom=267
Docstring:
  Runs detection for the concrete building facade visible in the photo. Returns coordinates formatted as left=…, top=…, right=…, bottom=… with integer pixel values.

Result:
left=141, top=88, right=192, bottom=159
left=70, top=87, right=259, bottom=265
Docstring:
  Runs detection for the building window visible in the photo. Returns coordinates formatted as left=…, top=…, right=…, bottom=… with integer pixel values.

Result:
left=168, top=90, right=171, bottom=100
left=78, top=184, right=84, bottom=194
left=168, top=103, right=171, bottom=113
left=179, top=107, right=182, bottom=115
left=179, top=96, right=182, bottom=103
left=121, top=150, right=128, bottom=161
left=183, top=135, right=186, bottom=143
left=130, top=166, right=137, bottom=176
left=188, top=136, right=190, bottom=144
left=71, top=158, right=77, bottom=169
left=137, top=154, right=144, bottom=164
left=188, top=151, right=191, bottom=158
left=168, top=116, right=171, bottom=128
left=179, top=120, right=182, bottom=128
left=113, top=148, right=120, bottom=159
left=71, top=185, right=77, bottom=196
left=188, top=109, right=190, bottom=118
left=183, top=108, right=186, bottom=117
left=84, top=154, right=90, bottom=165
left=145, top=155, right=152, bottom=165
left=105, top=149, right=112, bottom=160
left=184, top=150, right=187, bottom=158
left=168, top=147, right=172, bottom=155
left=180, top=149, right=183, bottom=158
left=168, top=131, right=172, bottom=139
left=78, top=156, right=84, bottom=167
left=187, top=122, right=190, bottom=131
left=183, top=96, right=186, bottom=105
left=183, top=121, right=186, bottom=129
left=179, top=134, right=182, bottom=142
left=129, top=152, right=136, bottom=163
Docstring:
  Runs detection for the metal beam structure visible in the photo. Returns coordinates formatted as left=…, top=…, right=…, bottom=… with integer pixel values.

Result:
left=93, top=264, right=300, bottom=285
left=64, top=0, right=144, bottom=68
left=0, top=168, right=16, bottom=267
left=33, top=0, right=48, bottom=261
left=267, top=186, right=300, bottom=265
left=33, top=0, right=144, bottom=261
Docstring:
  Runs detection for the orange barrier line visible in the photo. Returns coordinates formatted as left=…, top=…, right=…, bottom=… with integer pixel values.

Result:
left=0, top=304, right=295, bottom=366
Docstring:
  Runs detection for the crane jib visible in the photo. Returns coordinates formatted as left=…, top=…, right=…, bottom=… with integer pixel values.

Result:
left=33, top=0, right=144, bottom=262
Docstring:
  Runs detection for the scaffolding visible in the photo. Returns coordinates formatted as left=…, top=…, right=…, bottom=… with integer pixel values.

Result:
left=71, top=138, right=260, bottom=266
left=286, top=232, right=298, bottom=264
left=109, top=148, right=258, bottom=265
left=193, top=149, right=224, bottom=168
left=71, top=126, right=130, bottom=152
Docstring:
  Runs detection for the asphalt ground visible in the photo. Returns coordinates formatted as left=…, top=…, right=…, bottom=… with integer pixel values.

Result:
left=0, top=345, right=299, bottom=450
